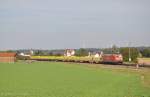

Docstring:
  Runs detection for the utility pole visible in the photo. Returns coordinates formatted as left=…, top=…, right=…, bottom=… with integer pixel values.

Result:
left=110, top=44, right=113, bottom=54
left=128, top=42, right=131, bottom=62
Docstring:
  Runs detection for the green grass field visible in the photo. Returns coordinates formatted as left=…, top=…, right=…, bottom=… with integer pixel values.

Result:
left=0, top=62, right=150, bottom=97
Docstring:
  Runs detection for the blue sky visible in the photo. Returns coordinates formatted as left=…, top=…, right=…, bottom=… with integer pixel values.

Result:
left=0, top=0, right=150, bottom=50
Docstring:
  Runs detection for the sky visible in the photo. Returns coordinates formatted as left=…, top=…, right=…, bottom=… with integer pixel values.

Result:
left=0, top=0, right=150, bottom=50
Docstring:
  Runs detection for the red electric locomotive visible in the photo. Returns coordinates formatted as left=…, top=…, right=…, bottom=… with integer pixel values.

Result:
left=102, top=54, right=123, bottom=64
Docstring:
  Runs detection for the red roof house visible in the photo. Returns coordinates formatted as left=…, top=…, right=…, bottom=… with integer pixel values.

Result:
left=0, top=52, right=17, bottom=63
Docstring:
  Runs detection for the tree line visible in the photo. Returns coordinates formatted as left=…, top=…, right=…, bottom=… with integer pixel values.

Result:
left=1, top=46, right=150, bottom=62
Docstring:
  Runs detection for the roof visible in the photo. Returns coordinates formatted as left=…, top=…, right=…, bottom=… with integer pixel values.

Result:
left=0, top=52, right=17, bottom=57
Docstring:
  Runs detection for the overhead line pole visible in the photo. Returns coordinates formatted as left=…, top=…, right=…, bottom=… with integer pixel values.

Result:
left=128, top=42, right=131, bottom=62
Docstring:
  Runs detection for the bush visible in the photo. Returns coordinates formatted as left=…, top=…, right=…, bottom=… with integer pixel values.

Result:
left=75, top=48, right=88, bottom=56
left=120, top=47, right=139, bottom=62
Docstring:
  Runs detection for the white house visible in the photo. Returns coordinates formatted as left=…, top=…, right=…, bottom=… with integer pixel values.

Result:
left=64, top=49, right=75, bottom=57
left=19, top=53, right=31, bottom=57
left=94, top=51, right=103, bottom=58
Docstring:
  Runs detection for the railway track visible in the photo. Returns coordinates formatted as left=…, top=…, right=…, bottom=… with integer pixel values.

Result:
left=29, top=58, right=150, bottom=68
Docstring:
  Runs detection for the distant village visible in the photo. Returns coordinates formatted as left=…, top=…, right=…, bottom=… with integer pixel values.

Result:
left=0, top=48, right=103, bottom=63
left=0, top=46, right=150, bottom=64
left=18, top=49, right=103, bottom=58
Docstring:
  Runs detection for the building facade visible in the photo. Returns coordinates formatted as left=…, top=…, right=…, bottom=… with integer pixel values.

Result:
left=0, top=52, right=17, bottom=63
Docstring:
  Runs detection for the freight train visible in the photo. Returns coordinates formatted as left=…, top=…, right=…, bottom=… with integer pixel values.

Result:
left=30, top=53, right=123, bottom=64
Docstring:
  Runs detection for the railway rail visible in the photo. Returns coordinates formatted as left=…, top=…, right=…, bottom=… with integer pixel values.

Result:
left=29, top=57, right=150, bottom=68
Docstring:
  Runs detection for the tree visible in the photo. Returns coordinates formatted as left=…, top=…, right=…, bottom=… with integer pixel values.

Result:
left=112, top=45, right=119, bottom=53
left=120, top=47, right=139, bottom=62
left=75, top=48, right=88, bottom=56
left=141, top=49, right=150, bottom=57
left=48, top=52, right=53, bottom=56
left=102, top=45, right=119, bottom=54
left=34, top=50, right=44, bottom=56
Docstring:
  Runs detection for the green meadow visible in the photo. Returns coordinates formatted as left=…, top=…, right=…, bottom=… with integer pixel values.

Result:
left=0, top=62, right=149, bottom=97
